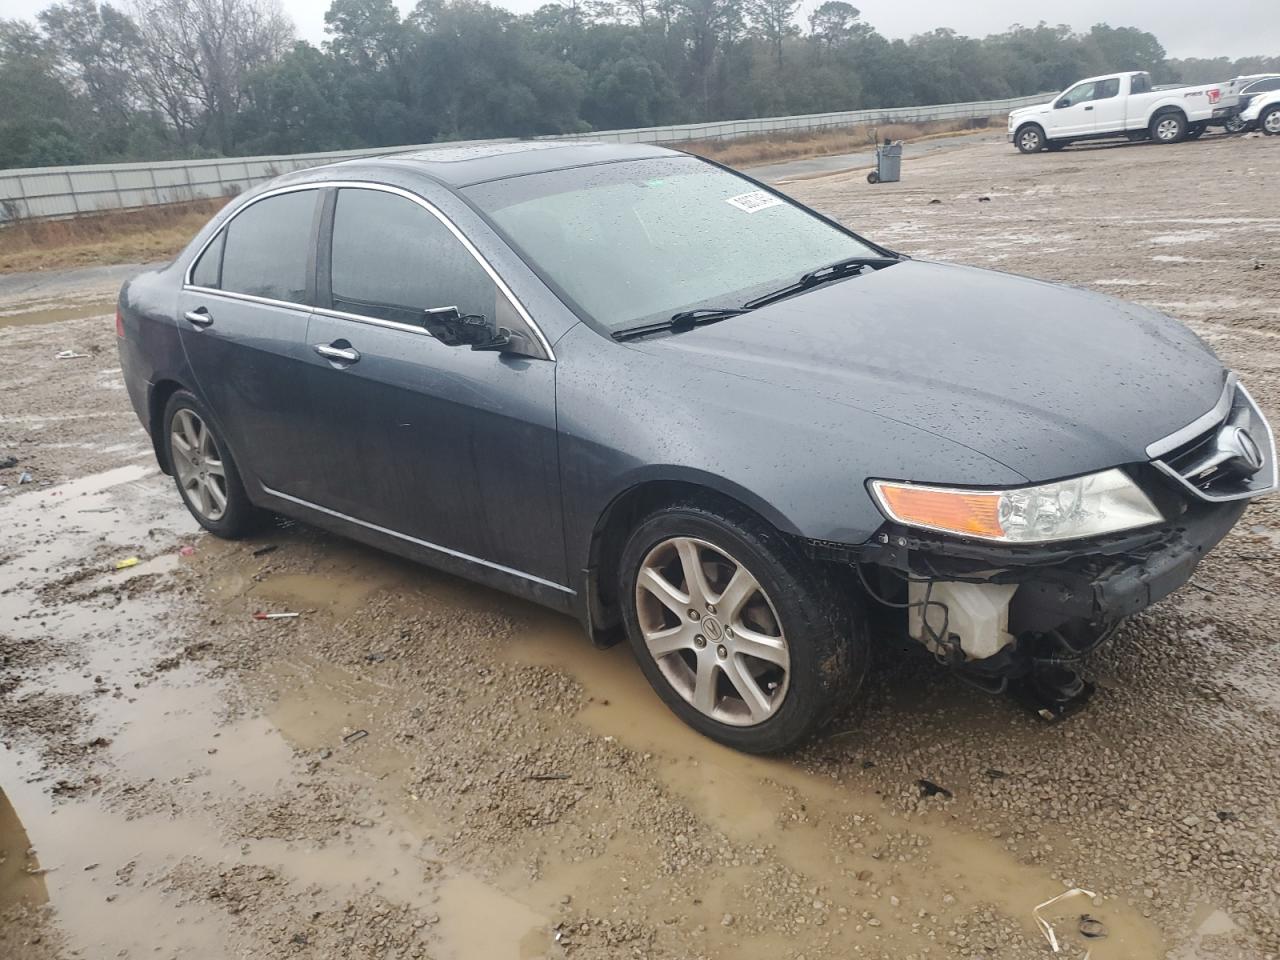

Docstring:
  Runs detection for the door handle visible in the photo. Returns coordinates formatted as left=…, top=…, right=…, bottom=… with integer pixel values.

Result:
left=1084, top=105, right=1093, bottom=111
left=314, top=342, right=361, bottom=364
left=184, top=308, right=213, bottom=327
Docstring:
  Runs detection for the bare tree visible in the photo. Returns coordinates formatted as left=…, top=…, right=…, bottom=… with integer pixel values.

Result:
left=129, top=0, right=293, bottom=152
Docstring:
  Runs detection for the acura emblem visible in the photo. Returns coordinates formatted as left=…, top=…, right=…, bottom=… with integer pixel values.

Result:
left=1223, top=426, right=1264, bottom=474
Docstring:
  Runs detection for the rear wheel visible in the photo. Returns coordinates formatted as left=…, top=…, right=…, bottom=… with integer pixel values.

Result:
left=1150, top=111, right=1187, bottom=144
left=866, top=170, right=879, bottom=184
left=1015, top=124, right=1044, bottom=154
left=164, top=390, right=263, bottom=538
left=1262, top=105, right=1280, bottom=136
left=618, top=500, right=866, bottom=753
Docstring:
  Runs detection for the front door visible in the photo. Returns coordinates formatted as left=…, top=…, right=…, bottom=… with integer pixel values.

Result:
left=177, top=187, right=322, bottom=495
left=296, top=185, right=567, bottom=589
left=1088, top=77, right=1125, bottom=133
left=1047, top=80, right=1100, bottom=138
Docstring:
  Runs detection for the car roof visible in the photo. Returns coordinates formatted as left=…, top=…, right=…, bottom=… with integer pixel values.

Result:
left=295, top=140, right=683, bottom=190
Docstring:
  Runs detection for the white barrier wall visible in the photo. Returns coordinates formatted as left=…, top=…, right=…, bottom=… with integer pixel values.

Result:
left=0, top=94, right=1048, bottom=221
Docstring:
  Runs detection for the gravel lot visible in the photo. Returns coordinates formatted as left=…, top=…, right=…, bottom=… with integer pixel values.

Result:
left=2, top=133, right=1278, bottom=960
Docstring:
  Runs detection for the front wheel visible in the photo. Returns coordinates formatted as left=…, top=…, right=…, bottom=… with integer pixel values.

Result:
left=1015, top=125, right=1044, bottom=154
left=618, top=501, right=867, bottom=753
left=1150, top=112, right=1187, bottom=144
left=1262, top=105, right=1280, bottom=136
left=163, top=390, right=263, bottom=538
left=1223, top=115, right=1247, bottom=135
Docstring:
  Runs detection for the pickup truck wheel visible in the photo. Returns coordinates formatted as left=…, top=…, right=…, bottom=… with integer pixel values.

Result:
left=1262, top=105, right=1280, bottom=136
left=1223, top=115, right=1247, bottom=134
left=1015, top=124, right=1045, bottom=154
left=618, top=500, right=867, bottom=753
left=1150, top=111, right=1187, bottom=144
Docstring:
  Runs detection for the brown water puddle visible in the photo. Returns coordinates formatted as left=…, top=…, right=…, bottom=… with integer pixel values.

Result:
left=0, top=465, right=1167, bottom=959
left=0, top=299, right=114, bottom=329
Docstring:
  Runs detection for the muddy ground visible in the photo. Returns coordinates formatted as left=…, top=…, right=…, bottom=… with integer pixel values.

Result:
left=2, top=133, right=1279, bottom=960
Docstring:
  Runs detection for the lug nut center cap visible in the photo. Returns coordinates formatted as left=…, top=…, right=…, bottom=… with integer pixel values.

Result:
left=701, top=617, right=724, bottom=641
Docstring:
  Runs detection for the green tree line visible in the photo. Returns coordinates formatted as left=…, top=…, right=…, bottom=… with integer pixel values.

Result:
left=2, top=0, right=1277, bottom=168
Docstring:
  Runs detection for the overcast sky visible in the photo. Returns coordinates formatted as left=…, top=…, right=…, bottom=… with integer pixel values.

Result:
left=7, top=0, right=1279, bottom=60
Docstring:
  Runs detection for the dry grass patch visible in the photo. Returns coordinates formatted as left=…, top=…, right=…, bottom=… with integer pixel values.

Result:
left=0, top=198, right=229, bottom=274
left=681, top=116, right=1001, bottom=167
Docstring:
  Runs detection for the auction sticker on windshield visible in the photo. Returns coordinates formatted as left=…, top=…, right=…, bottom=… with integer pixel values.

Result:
left=725, top=190, right=784, bottom=213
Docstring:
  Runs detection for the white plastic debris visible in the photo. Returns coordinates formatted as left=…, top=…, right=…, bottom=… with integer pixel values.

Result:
left=55, top=350, right=89, bottom=359
left=1034, top=888, right=1096, bottom=953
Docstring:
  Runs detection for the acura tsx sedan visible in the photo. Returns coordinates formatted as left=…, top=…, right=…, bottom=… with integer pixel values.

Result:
left=117, top=141, right=1276, bottom=753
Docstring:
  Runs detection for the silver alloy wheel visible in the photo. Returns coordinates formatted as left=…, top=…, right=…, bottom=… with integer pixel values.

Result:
left=1155, top=117, right=1181, bottom=141
left=1265, top=109, right=1280, bottom=135
left=170, top=408, right=228, bottom=521
left=1018, top=128, right=1041, bottom=152
left=1224, top=115, right=1247, bottom=134
left=634, top=536, right=790, bottom=726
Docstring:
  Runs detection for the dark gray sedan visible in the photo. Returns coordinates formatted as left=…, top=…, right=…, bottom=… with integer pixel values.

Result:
left=117, top=142, right=1276, bottom=752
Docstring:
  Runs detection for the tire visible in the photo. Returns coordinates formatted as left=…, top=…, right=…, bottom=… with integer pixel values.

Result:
left=1150, top=111, right=1187, bottom=144
left=617, top=499, right=867, bottom=754
left=1185, top=122, right=1207, bottom=140
left=1263, top=105, right=1280, bottom=136
left=163, top=389, right=263, bottom=538
left=1223, top=115, right=1247, bottom=135
left=866, top=171, right=879, bottom=184
left=1015, top=124, right=1044, bottom=154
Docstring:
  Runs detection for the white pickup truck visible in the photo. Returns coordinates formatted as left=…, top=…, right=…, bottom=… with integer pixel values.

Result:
left=1008, top=71, right=1238, bottom=153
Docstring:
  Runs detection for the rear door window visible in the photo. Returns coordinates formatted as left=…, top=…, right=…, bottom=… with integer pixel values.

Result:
left=1096, top=78, right=1120, bottom=99
left=190, top=230, right=223, bottom=288
left=219, top=190, right=319, bottom=303
left=328, top=188, right=497, bottom=326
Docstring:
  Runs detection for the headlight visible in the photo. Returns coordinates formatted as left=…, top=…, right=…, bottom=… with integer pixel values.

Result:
left=869, top=469, right=1163, bottom=544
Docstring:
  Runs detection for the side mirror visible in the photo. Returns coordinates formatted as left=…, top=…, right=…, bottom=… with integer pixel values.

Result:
left=1054, top=99, right=1069, bottom=109
left=421, top=306, right=533, bottom=356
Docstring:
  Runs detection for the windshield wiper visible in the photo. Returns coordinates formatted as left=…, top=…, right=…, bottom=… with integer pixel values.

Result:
left=742, top=256, right=901, bottom=310
left=612, top=307, right=751, bottom=342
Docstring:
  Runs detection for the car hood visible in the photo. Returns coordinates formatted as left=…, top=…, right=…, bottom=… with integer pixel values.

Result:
left=1009, top=102, right=1052, bottom=121
left=628, top=260, right=1225, bottom=483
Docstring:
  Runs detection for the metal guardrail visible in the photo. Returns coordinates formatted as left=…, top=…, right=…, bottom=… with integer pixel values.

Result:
left=0, top=93, right=1049, bottom=222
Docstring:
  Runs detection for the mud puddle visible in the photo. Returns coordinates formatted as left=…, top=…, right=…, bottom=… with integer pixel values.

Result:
left=0, top=300, right=114, bottom=329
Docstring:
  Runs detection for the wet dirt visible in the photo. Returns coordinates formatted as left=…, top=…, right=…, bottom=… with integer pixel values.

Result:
left=2, top=136, right=1279, bottom=959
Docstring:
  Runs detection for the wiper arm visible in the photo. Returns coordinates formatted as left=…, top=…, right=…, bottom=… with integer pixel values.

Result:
left=742, top=256, right=901, bottom=310
left=612, top=307, right=750, bottom=342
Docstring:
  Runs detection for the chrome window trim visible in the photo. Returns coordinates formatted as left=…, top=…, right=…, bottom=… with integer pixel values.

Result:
left=312, top=305, right=434, bottom=337
left=1145, top=373, right=1236, bottom=459
left=182, top=179, right=556, bottom=361
left=183, top=285, right=315, bottom=315
left=260, top=484, right=575, bottom=595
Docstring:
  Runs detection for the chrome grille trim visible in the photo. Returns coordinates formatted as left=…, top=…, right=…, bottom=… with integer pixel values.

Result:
left=1149, top=376, right=1278, bottom=503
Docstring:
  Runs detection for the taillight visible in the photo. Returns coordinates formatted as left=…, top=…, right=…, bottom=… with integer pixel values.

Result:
left=115, top=307, right=125, bottom=338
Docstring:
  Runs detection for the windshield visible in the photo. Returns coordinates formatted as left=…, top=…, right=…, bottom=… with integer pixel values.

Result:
left=463, top=157, right=881, bottom=332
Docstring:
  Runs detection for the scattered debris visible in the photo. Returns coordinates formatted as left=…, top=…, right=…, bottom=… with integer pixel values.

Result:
left=342, top=729, right=369, bottom=745
left=252, top=611, right=299, bottom=620
left=114, top=557, right=140, bottom=570
left=978, top=195, right=991, bottom=202
left=524, top=773, right=570, bottom=782
left=19, top=471, right=33, bottom=484
left=1078, top=914, right=1107, bottom=939
left=55, top=349, right=89, bottom=359
left=178, top=544, right=196, bottom=556
left=984, top=768, right=1008, bottom=779
left=1217, top=810, right=1239, bottom=822
left=1033, top=888, right=1097, bottom=953
left=251, top=544, right=279, bottom=557
left=365, top=651, right=388, bottom=663
left=0, top=455, right=17, bottom=469
left=928, top=198, right=942, bottom=204
left=917, top=778, right=952, bottom=798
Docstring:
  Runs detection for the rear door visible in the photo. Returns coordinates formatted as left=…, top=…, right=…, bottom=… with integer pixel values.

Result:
left=295, top=185, right=567, bottom=589
left=1089, top=77, right=1125, bottom=133
left=178, top=187, right=322, bottom=494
